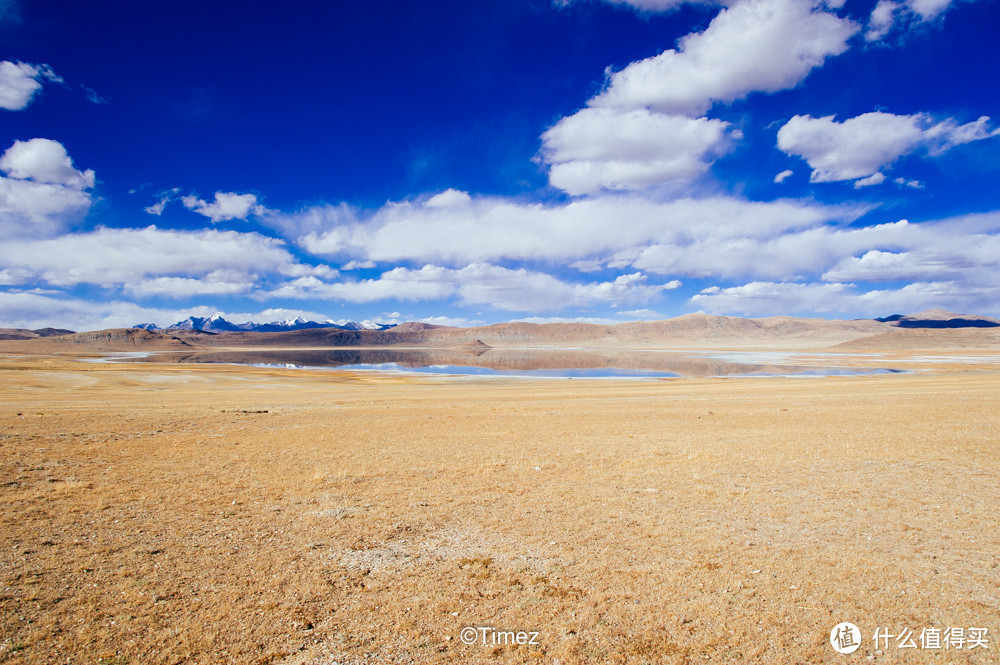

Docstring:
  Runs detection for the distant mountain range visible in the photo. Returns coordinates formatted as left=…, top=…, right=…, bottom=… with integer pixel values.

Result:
left=133, top=314, right=396, bottom=333
left=131, top=308, right=999, bottom=335
left=2, top=309, right=999, bottom=346
left=1, top=308, right=990, bottom=353
left=876, top=307, right=1000, bottom=328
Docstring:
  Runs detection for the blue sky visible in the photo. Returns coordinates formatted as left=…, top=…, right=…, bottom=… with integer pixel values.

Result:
left=1, top=0, right=999, bottom=330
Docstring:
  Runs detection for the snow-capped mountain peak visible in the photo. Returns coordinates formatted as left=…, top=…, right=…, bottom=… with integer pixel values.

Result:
left=136, top=315, right=397, bottom=333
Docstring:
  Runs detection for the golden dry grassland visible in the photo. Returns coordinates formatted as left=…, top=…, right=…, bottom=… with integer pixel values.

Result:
left=1, top=352, right=998, bottom=664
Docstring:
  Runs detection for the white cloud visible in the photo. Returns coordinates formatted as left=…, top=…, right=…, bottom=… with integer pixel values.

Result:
left=629, top=212, right=1000, bottom=284
left=865, top=0, right=901, bottom=40
left=853, top=172, right=886, bottom=188
left=285, top=193, right=857, bottom=266
left=905, top=0, right=953, bottom=18
left=0, top=138, right=95, bottom=188
left=0, top=61, right=61, bottom=111
left=894, top=177, right=924, bottom=189
left=777, top=112, right=1000, bottom=184
left=0, top=291, right=222, bottom=330
left=569, top=259, right=606, bottom=273
left=589, top=0, right=858, bottom=116
left=260, top=191, right=1000, bottom=315
left=691, top=280, right=853, bottom=314
left=622, top=308, right=670, bottom=320
left=0, top=139, right=95, bottom=239
left=124, top=270, right=257, bottom=299
left=265, top=263, right=675, bottom=313
left=0, top=268, right=33, bottom=285
left=685, top=212, right=1000, bottom=316
left=691, top=279, right=1000, bottom=317
left=540, top=108, right=736, bottom=194
left=865, top=0, right=970, bottom=41
left=182, top=191, right=266, bottom=223
left=143, top=188, right=181, bottom=216
left=513, top=315, right=624, bottom=324
left=0, top=226, right=332, bottom=288
left=0, top=178, right=93, bottom=239
left=416, top=315, right=484, bottom=327
left=424, top=188, right=473, bottom=208
left=216, top=308, right=337, bottom=326
left=341, top=259, right=376, bottom=270
left=821, top=249, right=960, bottom=282
left=145, top=199, right=169, bottom=216
left=268, top=267, right=455, bottom=304
left=923, top=115, right=1000, bottom=151
left=773, top=169, right=794, bottom=184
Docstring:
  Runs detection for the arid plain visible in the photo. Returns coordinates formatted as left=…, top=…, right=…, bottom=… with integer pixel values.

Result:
left=1, top=321, right=999, bottom=664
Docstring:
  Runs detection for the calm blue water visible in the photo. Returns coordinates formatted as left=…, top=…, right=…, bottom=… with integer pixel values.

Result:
left=249, top=361, right=905, bottom=379
left=105, top=348, right=909, bottom=379
left=330, top=363, right=684, bottom=378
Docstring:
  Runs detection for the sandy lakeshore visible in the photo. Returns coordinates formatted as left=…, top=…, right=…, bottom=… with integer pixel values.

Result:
left=1, top=352, right=998, bottom=664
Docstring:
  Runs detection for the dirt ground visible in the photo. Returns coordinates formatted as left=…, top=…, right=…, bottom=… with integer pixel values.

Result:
left=0, top=352, right=998, bottom=664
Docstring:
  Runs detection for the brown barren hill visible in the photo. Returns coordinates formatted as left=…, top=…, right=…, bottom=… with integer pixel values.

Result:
left=832, top=326, right=1000, bottom=350
left=0, top=328, right=195, bottom=353
left=0, top=327, right=75, bottom=341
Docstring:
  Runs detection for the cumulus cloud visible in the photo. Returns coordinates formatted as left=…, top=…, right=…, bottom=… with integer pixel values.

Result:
left=540, top=108, right=737, bottom=194
left=821, top=249, right=957, bottom=282
left=692, top=279, right=1000, bottom=317
left=0, top=226, right=335, bottom=288
left=424, top=188, right=472, bottom=208
left=265, top=263, right=675, bottom=313
left=777, top=111, right=1000, bottom=184
left=0, top=291, right=223, bottom=330
left=692, top=281, right=853, bottom=314
left=684, top=212, right=1000, bottom=316
left=0, top=138, right=95, bottom=239
left=537, top=0, right=856, bottom=193
left=281, top=191, right=858, bottom=267
left=240, top=188, right=1000, bottom=316
left=0, top=61, right=62, bottom=111
left=628, top=211, right=1000, bottom=286
left=124, top=270, right=258, bottom=299
left=182, top=191, right=266, bottom=222
left=0, top=138, right=95, bottom=188
left=589, top=0, right=858, bottom=116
